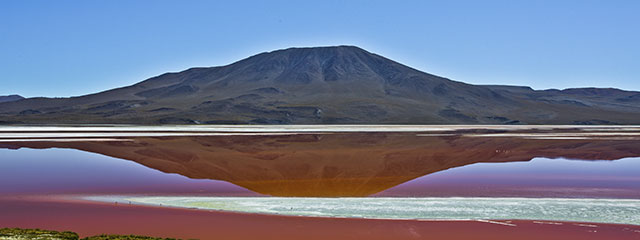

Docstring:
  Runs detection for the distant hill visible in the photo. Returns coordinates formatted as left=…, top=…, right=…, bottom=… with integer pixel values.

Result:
left=0, top=95, right=24, bottom=103
left=1, top=46, right=640, bottom=124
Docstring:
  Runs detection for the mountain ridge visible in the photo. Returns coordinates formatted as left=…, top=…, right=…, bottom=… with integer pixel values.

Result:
left=1, top=45, right=640, bottom=124
left=0, top=95, right=24, bottom=103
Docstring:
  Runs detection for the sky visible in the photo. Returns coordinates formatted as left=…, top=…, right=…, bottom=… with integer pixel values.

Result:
left=1, top=0, right=639, bottom=97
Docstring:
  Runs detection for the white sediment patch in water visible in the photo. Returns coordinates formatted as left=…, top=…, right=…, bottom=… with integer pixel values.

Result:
left=2, top=125, right=639, bottom=133
left=467, top=132, right=640, bottom=137
left=0, top=132, right=303, bottom=139
left=1, top=125, right=639, bottom=139
left=0, top=125, right=461, bottom=132
left=533, top=221, right=564, bottom=225
left=5, top=132, right=639, bottom=139
left=476, top=219, right=517, bottom=226
left=523, top=136, right=640, bottom=140
left=0, top=138, right=134, bottom=142
left=87, top=196, right=640, bottom=225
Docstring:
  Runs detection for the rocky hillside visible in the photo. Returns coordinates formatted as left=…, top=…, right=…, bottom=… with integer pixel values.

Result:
left=1, top=46, right=639, bottom=124
left=0, top=94, right=24, bottom=103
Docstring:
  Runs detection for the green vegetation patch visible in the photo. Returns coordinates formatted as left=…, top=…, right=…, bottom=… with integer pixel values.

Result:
left=82, top=234, right=179, bottom=240
left=0, top=228, right=181, bottom=240
left=0, top=228, right=78, bottom=240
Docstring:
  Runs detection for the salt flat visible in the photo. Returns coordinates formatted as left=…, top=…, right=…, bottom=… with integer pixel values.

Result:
left=88, top=196, right=640, bottom=226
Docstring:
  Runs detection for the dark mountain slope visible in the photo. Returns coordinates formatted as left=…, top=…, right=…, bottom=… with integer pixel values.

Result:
left=1, top=46, right=639, bottom=124
left=0, top=95, right=24, bottom=103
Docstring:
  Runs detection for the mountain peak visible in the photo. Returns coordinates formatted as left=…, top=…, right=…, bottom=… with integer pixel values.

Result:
left=244, top=45, right=376, bottom=66
left=192, top=45, right=419, bottom=88
left=0, top=95, right=24, bottom=103
left=269, top=45, right=365, bottom=52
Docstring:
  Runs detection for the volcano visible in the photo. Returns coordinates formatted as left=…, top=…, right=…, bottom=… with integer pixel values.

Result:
left=2, top=46, right=640, bottom=124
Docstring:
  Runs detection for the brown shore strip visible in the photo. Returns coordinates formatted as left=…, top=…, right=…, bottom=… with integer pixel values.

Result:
left=1, top=196, right=639, bottom=240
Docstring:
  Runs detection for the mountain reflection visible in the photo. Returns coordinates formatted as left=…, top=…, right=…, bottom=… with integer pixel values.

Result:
left=3, top=132, right=640, bottom=197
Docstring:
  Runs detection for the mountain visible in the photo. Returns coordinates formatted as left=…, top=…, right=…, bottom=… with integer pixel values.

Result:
left=1, top=45, right=640, bottom=124
left=0, top=95, right=24, bottom=103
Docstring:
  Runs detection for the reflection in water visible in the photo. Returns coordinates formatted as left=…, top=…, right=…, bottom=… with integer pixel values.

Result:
left=0, top=148, right=252, bottom=195
left=381, top=157, right=640, bottom=198
left=2, top=130, right=640, bottom=197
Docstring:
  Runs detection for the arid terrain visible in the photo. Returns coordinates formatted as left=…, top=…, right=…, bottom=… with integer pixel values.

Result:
left=2, top=46, right=640, bottom=125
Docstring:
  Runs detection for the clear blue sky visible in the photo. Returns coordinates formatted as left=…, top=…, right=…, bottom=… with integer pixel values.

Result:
left=2, top=0, right=639, bottom=97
